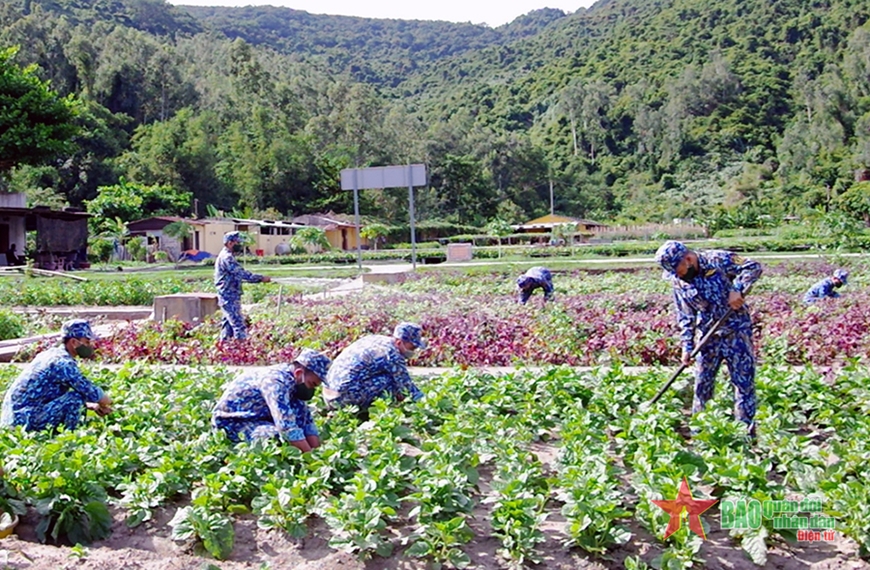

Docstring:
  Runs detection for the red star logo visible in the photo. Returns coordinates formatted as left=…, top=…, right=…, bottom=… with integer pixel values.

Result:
left=652, top=477, right=717, bottom=539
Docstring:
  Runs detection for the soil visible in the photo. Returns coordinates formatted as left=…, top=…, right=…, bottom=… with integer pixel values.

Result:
left=1, top=442, right=867, bottom=570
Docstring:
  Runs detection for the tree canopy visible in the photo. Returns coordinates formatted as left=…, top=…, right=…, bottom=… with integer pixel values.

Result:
left=0, top=46, right=78, bottom=174
left=2, top=0, right=870, bottom=229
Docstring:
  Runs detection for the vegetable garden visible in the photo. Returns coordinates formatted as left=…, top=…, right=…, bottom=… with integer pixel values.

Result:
left=0, top=363, right=868, bottom=569
left=0, top=258, right=869, bottom=569
left=59, top=260, right=870, bottom=369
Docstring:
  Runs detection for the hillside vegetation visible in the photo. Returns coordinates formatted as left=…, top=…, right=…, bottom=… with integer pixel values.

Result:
left=1, top=0, right=869, bottom=232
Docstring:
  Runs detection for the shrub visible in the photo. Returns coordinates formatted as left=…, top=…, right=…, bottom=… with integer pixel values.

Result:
left=0, top=309, right=25, bottom=340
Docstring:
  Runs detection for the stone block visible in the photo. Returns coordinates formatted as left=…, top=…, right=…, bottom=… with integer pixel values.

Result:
left=153, top=293, right=219, bottom=324
left=361, top=272, right=405, bottom=284
left=446, top=243, right=473, bottom=262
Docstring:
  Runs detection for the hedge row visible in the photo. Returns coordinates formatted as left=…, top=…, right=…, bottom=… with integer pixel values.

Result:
left=228, top=235, right=865, bottom=266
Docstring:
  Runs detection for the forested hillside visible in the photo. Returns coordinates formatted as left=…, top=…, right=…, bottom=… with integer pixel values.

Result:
left=2, top=0, right=870, bottom=231
left=182, top=5, right=568, bottom=87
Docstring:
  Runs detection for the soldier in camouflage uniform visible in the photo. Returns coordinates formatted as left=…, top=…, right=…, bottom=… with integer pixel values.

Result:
left=323, top=323, right=426, bottom=417
left=516, top=266, right=554, bottom=305
left=1, top=319, right=112, bottom=432
left=212, top=348, right=331, bottom=453
left=214, top=231, right=271, bottom=341
left=656, top=241, right=762, bottom=435
left=803, top=269, right=848, bottom=304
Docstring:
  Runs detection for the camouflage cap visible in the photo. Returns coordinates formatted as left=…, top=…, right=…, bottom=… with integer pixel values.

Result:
left=834, top=269, right=849, bottom=284
left=61, top=319, right=96, bottom=341
left=223, top=231, right=242, bottom=244
left=294, top=348, right=331, bottom=381
left=516, top=275, right=534, bottom=289
left=655, top=240, right=689, bottom=279
left=393, top=322, right=427, bottom=349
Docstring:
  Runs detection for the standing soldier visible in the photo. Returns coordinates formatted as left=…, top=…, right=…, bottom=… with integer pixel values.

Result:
left=214, top=231, right=271, bottom=341
left=1, top=319, right=112, bottom=432
left=655, top=241, right=762, bottom=436
left=803, top=269, right=849, bottom=304
left=212, top=348, right=331, bottom=452
left=323, top=322, right=426, bottom=419
left=516, top=266, right=554, bottom=305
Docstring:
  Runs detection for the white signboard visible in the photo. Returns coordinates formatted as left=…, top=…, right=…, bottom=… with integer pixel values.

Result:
left=341, top=164, right=427, bottom=190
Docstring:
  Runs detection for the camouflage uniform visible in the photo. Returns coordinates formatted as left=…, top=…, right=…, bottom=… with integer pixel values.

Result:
left=517, top=266, right=554, bottom=304
left=214, top=231, right=266, bottom=341
left=324, top=323, right=426, bottom=410
left=803, top=269, right=848, bottom=304
left=212, top=348, right=331, bottom=442
left=656, top=241, right=762, bottom=429
left=1, top=320, right=103, bottom=432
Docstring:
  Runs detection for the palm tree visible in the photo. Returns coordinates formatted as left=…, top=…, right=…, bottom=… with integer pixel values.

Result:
left=291, top=227, right=331, bottom=254
left=97, top=217, right=128, bottom=264
left=551, top=223, right=576, bottom=246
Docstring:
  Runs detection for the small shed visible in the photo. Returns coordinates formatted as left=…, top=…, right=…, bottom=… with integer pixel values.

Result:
left=291, top=212, right=369, bottom=251
left=0, top=194, right=91, bottom=269
left=230, top=218, right=305, bottom=255
left=513, top=214, right=606, bottom=234
left=127, top=216, right=200, bottom=261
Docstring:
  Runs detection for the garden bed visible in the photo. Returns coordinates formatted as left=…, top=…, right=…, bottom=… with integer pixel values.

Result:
left=0, top=364, right=868, bottom=569
left=68, top=261, right=870, bottom=369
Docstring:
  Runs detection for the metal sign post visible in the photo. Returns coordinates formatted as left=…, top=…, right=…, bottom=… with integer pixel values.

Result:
left=408, top=164, right=417, bottom=270
left=352, top=169, right=362, bottom=271
left=340, top=164, right=427, bottom=272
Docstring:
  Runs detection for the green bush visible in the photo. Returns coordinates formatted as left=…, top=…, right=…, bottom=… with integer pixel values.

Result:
left=712, top=228, right=774, bottom=238
left=89, top=238, right=116, bottom=264
left=0, top=308, right=25, bottom=340
left=0, top=277, right=206, bottom=307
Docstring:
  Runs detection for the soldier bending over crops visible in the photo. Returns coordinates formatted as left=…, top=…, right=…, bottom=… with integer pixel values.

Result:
left=322, top=322, right=426, bottom=419
left=516, top=266, right=554, bottom=305
left=1, top=320, right=112, bottom=432
left=212, top=348, right=331, bottom=453
left=803, top=268, right=848, bottom=304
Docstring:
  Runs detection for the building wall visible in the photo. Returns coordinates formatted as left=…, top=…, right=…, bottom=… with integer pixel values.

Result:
left=198, top=221, right=235, bottom=255
left=0, top=194, right=26, bottom=208
left=325, top=227, right=367, bottom=250
left=255, top=233, right=292, bottom=256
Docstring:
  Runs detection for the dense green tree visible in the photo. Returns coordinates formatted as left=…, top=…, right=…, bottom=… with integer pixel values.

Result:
left=837, top=181, right=870, bottom=225
left=0, top=46, right=78, bottom=174
left=428, top=153, right=495, bottom=226
left=118, top=108, right=230, bottom=208
left=85, top=177, right=191, bottom=233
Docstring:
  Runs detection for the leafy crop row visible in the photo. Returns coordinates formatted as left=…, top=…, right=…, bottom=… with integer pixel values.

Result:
left=88, top=275, right=870, bottom=368
left=1, top=362, right=868, bottom=567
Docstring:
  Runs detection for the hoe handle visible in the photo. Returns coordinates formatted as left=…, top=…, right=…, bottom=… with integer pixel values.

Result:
left=648, top=308, right=735, bottom=406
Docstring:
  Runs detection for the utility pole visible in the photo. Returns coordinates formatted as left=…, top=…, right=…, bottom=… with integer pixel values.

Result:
left=549, top=178, right=554, bottom=216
